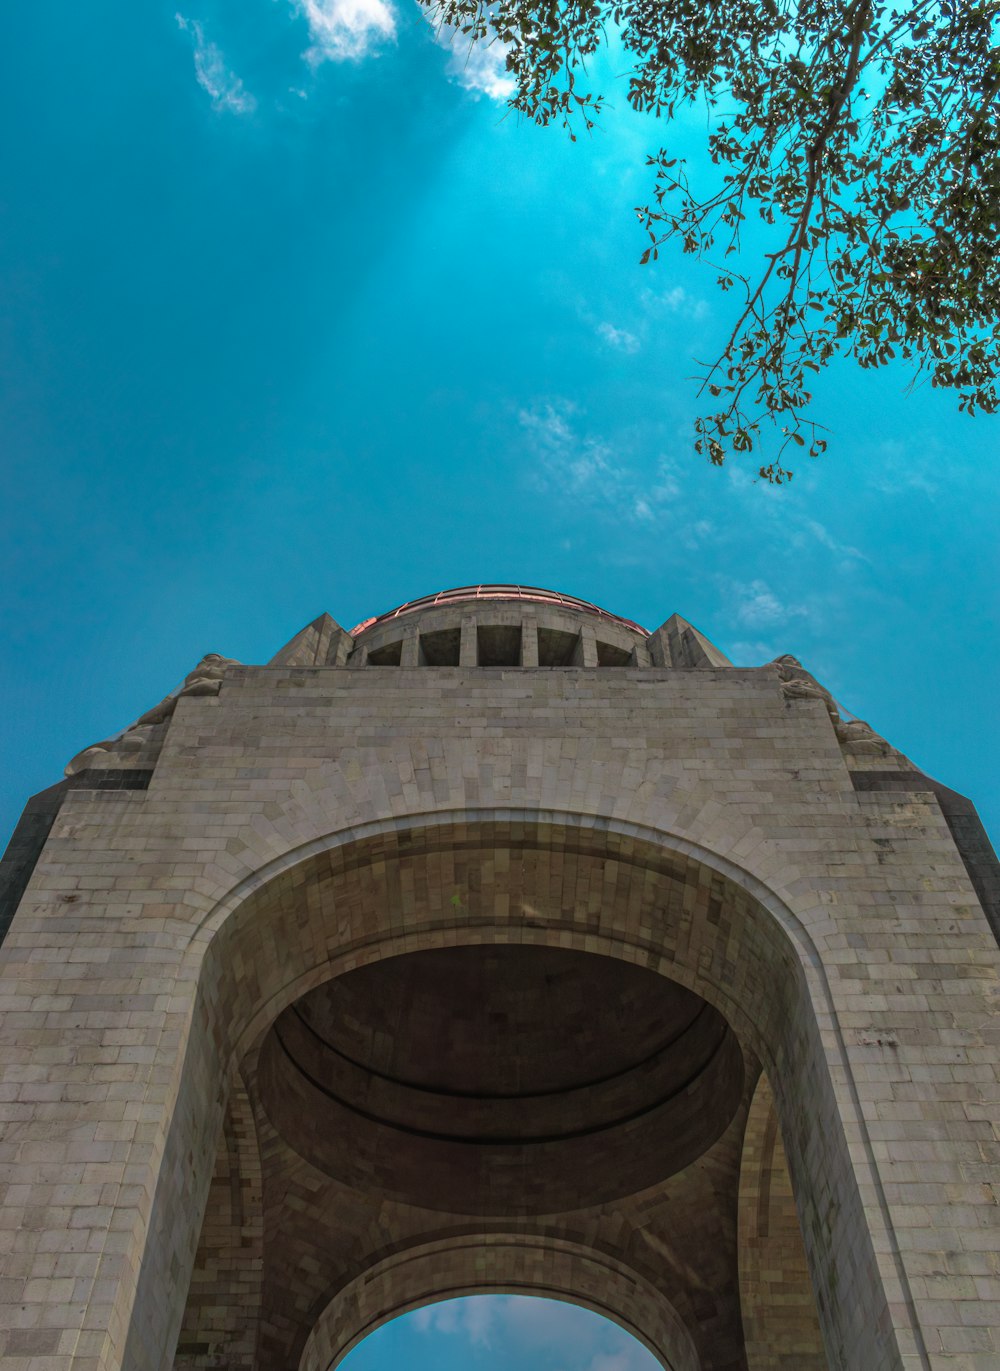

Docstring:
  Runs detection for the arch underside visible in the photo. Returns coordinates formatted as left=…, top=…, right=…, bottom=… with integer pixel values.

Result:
left=159, top=815, right=897, bottom=1371
left=301, top=1235, right=703, bottom=1371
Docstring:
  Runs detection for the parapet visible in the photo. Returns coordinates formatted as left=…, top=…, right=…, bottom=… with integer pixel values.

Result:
left=272, top=585, right=731, bottom=670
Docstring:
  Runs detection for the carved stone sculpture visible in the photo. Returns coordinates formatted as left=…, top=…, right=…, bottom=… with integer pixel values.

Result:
left=771, top=654, right=911, bottom=766
left=65, top=654, right=239, bottom=776
left=772, top=655, right=840, bottom=718
left=834, top=718, right=892, bottom=756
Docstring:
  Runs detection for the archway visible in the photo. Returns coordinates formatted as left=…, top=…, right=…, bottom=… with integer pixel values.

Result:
left=145, top=813, right=896, bottom=1371
left=738, top=1075, right=827, bottom=1370
left=334, top=1292, right=668, bottom=1371
left=302, top=1238, right=697, bottom=1371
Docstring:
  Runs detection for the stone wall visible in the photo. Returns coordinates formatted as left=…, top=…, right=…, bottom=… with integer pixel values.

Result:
left=739, top=1075, right=827, bottom=1369
left=0, top=631, right=997, bottom=1371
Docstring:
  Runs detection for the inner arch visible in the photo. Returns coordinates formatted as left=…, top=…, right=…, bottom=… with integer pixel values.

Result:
left=259, top=943, right=743, bottom=1213
left=298, top=1235, right=701, bottom=1371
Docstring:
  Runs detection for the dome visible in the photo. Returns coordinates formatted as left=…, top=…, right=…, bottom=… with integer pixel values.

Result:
left=349, top=584, right=649, bottom=637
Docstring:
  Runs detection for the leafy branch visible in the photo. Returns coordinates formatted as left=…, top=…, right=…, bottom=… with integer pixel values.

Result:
left=420, top=0, right=1000, bottom=481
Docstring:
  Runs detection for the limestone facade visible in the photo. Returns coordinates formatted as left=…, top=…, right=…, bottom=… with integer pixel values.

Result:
left=0, top=585, right=998, bottom=1371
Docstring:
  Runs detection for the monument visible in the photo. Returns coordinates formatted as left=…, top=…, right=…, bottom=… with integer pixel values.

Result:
left=0, top=584, right=997, bottom=1371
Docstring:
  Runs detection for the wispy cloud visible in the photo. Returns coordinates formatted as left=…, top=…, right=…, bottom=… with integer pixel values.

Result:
left=411, top=1296, right=496, bottom=1346
left=290, top=0, right=512, bottom=93
left=427, top=12, right=515, bottom=100
left=584, top=1355, right=640, bottom=1371
left=597, top=321, right=640, bottom=355
left=581, top=283, right=707, bottom=363
left=294, top=0, right=397, bottom=63
left=723, top=466, right=871, bottom=565
left=799, top=518, right=868, bottom=563
left=640, top=283, right=710, bottom=322
left=176, top=15, right=256, bottom=114
left=865, top=438, right=939, bottom=496
left=519, top=400, right=575, bottom=456
left=519, top=401, right=631, bottom=511
left=727, top=638, right=782, bottom=665
left=519, top=401, right=698, bottom=529
left=734, top=578, right=809, bottom=628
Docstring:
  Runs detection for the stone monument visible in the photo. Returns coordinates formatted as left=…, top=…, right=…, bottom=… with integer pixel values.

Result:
left=0, top=584, right=997, bottom=1371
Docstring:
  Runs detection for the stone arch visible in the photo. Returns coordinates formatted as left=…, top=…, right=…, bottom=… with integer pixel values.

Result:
left=138, top=811, right=906, bottom=1371
left=299, top=1235, right=700, bottom=1371
left=188, top=809, right=828, bottom=1069
left=173, top=1074, right=264, bottom=1371
left=737, top=1074, right=827, bottom=1370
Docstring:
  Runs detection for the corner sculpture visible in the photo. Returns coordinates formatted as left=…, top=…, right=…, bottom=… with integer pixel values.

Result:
left=64, top=653, right=241, bottom=776
left=770, top=653, right=904, bottom=759
left=0, top=584, right=997, bottom=1371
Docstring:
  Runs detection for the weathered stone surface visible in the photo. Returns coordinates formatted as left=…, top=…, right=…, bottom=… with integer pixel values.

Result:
left=268, top=613, right=351, bottom=668
left=649, top=613, right=735, bottom=669
left=0, top=585, right=997, bottom=1371
left=64, top=655, right=240, bottom=777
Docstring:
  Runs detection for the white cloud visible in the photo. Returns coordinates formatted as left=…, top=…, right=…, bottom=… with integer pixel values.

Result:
left=428, top=14, right=515, bottom=100
left=519, top=400, right=576, bottom=456
left=295, top=0, right=397, bottom=63
left=585, top=1355, right=637, bottom=1371
left=800, top=518, right=868, bottom=563
left=565, top=441, right=621, bottom=493
left=649, top=459, right=681, bottom=506
left=518, top=402, right=696, bottom=532
left=597, top=322, right=641, bottom=354
left=866, top=438, right=939, bottom=496
left=734, top=578, right=809, bottom=628
left=641, top=284, right=710, bottom=321
left=519, top=401, right=629, bottom=507
left=727, top=638, right=780, bottom=665
left=410, top=1295, right=497, bottom=1345
left=503, top=1294, right=593, bottom=1344
left=461, top=1295, right=498, bottom=1346
left=176, top=15, right=256, bottom=114
left=410, top=1296, right=658, bottom=1371
left=290, top=0, right=512, bottom=94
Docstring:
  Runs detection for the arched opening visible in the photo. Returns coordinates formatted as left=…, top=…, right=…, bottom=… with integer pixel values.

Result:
left=337, top=1295, right=665, bottom=1371
left=298, top=1234, right=700, bottom=1371
left=144, top=814, right=897, bottom=1371
left=173, top=1076, right=263, bottom=1371
left=738, top=1074, right=827, bottom=1370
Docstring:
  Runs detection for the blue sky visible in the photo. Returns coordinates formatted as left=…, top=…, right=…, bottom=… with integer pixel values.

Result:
left=0, top=4, right=997, bottom=1365
left=3, top=3, right=997, bottom=858
left=341, top=1296, right=660, bottom=1371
